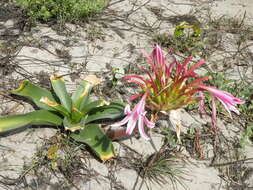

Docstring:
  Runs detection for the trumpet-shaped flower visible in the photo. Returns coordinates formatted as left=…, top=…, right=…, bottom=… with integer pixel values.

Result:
left=111, top=93, right=155, bottom=140
left=198, top=85, right=245, bottom=117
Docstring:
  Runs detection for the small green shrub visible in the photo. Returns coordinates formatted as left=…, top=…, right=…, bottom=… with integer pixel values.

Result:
left=153, top=22, right=205, bottom=56
left=15, top=0, right=108, bottom=22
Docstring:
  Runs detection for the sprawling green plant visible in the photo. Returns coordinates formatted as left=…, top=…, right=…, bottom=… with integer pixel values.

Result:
left=0, top=75, right=124, bottom=161
left=153, top=22, right=206, bottom=56
left=15, top=0, right=108, bottom=22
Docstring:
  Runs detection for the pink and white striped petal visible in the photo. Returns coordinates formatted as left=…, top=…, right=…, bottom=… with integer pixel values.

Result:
left=138, top=115, right=150, bottom=140
left=111, top=114, right=131, bottom=127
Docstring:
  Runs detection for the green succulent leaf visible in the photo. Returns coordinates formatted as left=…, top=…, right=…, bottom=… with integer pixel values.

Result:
left=70, top=106, right=84, bottom=124
left=81, top=100, right=108, bottom=114
left=40, top=97, right=70, bottom=118
left=50, top=76, right=72, bottom=112
left=85, top=101, right=125, bottom=124
left=70, top=124, right=115, bottom=161
left=63, top=116, right=86, bottom=132
left=71, top=80, right=93, bottom=110
left=0, top=110, right=63, bottom=134
left=12, top=80, right=57, bottom=111
left=72, top=75, right=101, bottom=111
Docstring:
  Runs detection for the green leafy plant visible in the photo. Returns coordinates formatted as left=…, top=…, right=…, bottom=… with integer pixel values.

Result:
left=153, top=22, right=204, bottom=56
left=0, top=75, right=125, bottom=161
left=173, top=22, right=202, bottom=38
left=15, top=0, right=108, bottom=23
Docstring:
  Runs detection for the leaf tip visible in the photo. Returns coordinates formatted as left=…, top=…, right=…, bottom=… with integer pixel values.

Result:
left=80, top=87, right=90, bottom=98
left=101, top=153, right=115, bottom=161
left=84, top=75, right=101, bottom=86
left=12, top=80, right=28, bottom=93
left=71, top=106, right=82, bottom=113
left=50, top=75, right=64, bottom=82
left=65, top=126, right=82, bottom=132
left=102, top=100, right=109, bottom=106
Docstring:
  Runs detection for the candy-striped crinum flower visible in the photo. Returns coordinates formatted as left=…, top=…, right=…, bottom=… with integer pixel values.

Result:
left=123, top=45, right=244, bottom=133
left=124, top=45, right=209, bottom=113
left=199, top=85, right=245, bottom=116
left=111, top=93, right=155, bottom=140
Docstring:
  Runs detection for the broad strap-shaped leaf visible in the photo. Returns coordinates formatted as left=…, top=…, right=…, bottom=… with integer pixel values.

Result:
left=71, top=75, right=101, bottom=111
left=12, top=80, right=57, bottom=111
left=50, top=76, right=72, bottom=112
left=71, top=80, right=93, bottom=110
left=0, top=110, right=63, bottom=134
left=81, top=100, right=108, bottom=114
left=70, top=106, right=84, bottom=124
left=63, top=116, right=86, bottom=132
left=70, top=124, right=115, bottom=161
left=85, top=101, right=125, bottom=124
left=40, top=97, right=70, bottom=118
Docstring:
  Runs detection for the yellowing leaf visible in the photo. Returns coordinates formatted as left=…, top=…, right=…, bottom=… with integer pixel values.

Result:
left=84, top=75, right=101, bottom=86
left=70, top=124, right=115, bottom=161
left=65, top=125, right=82, bottom=132
left=40, top=97, right=59, bottom=107
left=47, top=145, right=59, bottom=160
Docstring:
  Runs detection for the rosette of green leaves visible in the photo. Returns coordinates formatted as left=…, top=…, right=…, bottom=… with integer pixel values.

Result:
left=0, top=75, right=125, bottom=161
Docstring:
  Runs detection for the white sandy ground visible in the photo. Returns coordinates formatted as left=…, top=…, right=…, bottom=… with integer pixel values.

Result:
left=0, top=0, right=253, bottom=189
